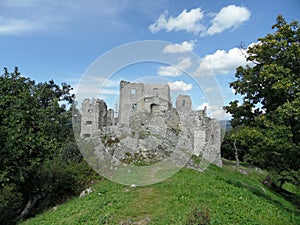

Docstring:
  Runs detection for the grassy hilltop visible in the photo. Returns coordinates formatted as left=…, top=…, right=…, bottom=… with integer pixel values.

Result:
left=20, top=160, right=299, bottom=225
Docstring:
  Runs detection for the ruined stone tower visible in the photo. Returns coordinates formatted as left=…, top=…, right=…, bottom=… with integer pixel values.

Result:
left=80, top=98, right=107, bottom=138
left=107, top=109, right=115, bottom=126
left=118, top=80, right=171, bottom=125
left=176, top=94, right=192, bottom=112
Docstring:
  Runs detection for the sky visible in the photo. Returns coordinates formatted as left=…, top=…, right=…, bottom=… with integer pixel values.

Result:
left=0, top=0, right=299, bottom=119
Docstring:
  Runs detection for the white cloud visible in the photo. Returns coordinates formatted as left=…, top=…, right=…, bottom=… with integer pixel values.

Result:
left=163, top=40, right=196, bottom=53
left=158, top=66, right=182, bottom=77
left=149, top=8, right=205, bottom=34
left=81, top=76, right=120, bottom=88
left=99, top=89, right=119, bottom=95
left=194, top=47, right=247, bottom=76
left=196, top=103, right=228, bottom=120
left=99, top=78, right=120, bottom=88
left=73, top=76, right=120, bottom=104
left=74, top=85, right=118, bottom=96
left=0, top=0, right=131, bottom=35
left=204, top=87, right=216, bottom=93
left=196, top=102, right=209, bottom=110
left=206, top=5, right=251, bottom=36
left=158, top=58, right=192, bottom=77
left=0, top=17, right=40, bottom=35
left=167, top=81, right=192, bottom=91
left=150, top=5, right=251, bottom=36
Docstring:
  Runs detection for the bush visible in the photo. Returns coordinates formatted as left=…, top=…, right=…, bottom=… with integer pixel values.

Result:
left=221, top=132, right=235, bottom=160
left=0, top=158, right=100, bottom=224
left=0, top=185, right=24, bottom=225
left=28, top=159, right=100, bottom=217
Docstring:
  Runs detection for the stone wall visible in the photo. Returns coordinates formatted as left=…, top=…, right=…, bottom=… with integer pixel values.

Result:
left=118, top=81, right=171, bottom=125
left=176, top=94, right=192, bottom=112
left=79, top=80, right=222, bottom=167
left=107, top=109, right=115, bottom=126
left=80, top=98, right=107, bottom=138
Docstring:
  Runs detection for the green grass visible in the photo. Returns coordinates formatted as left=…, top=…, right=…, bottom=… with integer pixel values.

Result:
left=20, top=160, right=299, bottom=225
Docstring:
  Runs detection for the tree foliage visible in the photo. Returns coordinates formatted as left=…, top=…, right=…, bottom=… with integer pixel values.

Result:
left=225, top=16, right=300, bottom=188
left=0, top=67, right=74, bottom=185
left=0, top=67, right=94, bottom=224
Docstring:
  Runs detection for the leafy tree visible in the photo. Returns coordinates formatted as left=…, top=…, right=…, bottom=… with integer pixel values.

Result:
left=221, top=129, right=248, bottom=163
left=0, top=67, right=80, bottom=223
left=225, top=16, right=300, bottom=189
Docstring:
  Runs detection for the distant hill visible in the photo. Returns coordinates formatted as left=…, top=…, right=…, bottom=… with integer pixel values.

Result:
left=219, top=120, right=231, bottom=131
left=20, top=160, right=299, bottom=225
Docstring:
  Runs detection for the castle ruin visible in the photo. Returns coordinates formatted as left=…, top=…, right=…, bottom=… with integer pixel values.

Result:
left=80, top=80, right=222, bottom=168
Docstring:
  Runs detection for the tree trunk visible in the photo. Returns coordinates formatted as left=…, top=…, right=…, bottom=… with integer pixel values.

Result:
left=233, top=137, right=240, bottom=167
left=14, top=193, right=45, bottom=223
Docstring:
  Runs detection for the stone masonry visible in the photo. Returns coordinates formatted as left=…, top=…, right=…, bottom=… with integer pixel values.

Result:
left=118, top=80, right=171, bottom=125
left=80, top=98, right=108, bottom=138
left=80, top=80, right=222, bottom=167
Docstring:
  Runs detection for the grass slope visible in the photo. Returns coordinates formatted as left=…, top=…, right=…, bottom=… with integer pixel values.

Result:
left=20, top=160, right=299, bottom=225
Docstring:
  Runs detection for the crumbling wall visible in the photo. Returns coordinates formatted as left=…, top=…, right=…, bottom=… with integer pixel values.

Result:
left=118, top=81, right=171, bottom=125
left=107, top=109, right=115, bottom=126
left=176, top=94, right=192, bottom=112
left=175, top=94, right=222, bottom=167
left=80, top=80, right=222, bottom=168
left=80, top=98, right=107, bottom=138
left=97, top=99, right=107, bottom=128
left=119, top=81, right=143, bottom=125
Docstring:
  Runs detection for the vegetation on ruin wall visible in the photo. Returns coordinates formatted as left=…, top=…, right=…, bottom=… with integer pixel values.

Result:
left=224, top=16, right=300, bottom=191
left=20, top=162, right=299, bottom=225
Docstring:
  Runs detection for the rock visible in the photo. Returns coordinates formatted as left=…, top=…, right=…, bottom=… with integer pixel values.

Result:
left=79, top=187, right=93, bottom=198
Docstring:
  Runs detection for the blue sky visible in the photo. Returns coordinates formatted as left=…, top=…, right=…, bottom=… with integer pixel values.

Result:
left=1, top=0, right=299, bottom=118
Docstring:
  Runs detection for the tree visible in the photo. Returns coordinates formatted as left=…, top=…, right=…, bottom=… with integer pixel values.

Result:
left=225, top=16, right=300, bottom=189
left=0, top=67, right=77, bottom=223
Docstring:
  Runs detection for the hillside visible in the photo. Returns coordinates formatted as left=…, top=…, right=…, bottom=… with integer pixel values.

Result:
left=20, top=160, right=299, bottom=225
